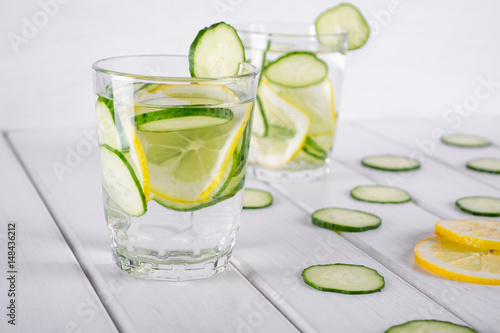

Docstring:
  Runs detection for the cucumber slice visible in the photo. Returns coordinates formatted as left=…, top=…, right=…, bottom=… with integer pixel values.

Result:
left=264, top=52, right=328, bottom=88
left=134, top=107, right=233, bottom=132
left=466, top=158, right=500, bottom=174
left=351, top=185, right=411, bottom=204
left=312, top=207, right=381, bottom=232
left=441, top=134, right=491, bottom=148
left=362, top=155, right=420, bottom=171
left=302, top=264, right=385, bottom=294
left=385, top=320, right=477, bottom=333
left=302, top=136, right=328, bottom=161
left=99, top=144, right=147, bottom=217
left=243, top=188, right=273, bottom=209
left=189, top=22, right=245, bottom=77
left=96, top=96, right=130, bottom=152
left=456, top=196, right=500, bottom=217
left=315, top=3, right=370, bottom=50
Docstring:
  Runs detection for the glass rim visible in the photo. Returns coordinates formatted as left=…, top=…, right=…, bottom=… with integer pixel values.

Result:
left=235, top=21, right=349, bottom=38
left=92, top=54, right=259, bottom=82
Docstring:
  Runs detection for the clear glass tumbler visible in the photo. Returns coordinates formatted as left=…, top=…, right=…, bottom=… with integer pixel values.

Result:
left=237, top=23, right=348, bottom=181
left=92, top=55, right=258, bottom=281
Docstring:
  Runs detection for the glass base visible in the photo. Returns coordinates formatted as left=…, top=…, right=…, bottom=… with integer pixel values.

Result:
left=247, top=162, right=330, bottom=182
left=112, top=248, right=232, bottom=281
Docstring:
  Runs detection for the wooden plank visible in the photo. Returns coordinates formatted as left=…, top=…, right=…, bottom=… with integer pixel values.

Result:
left=357, top=118, right=500, bottom=189
left=231, top=179, right=467, bottom=332
left=0, top=135, right=117, bottom=333
left=270, top=120, right=500, bottom=332
left=7, top=129, right=297, bottom=333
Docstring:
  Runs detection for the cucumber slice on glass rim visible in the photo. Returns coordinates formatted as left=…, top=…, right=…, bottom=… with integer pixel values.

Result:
left=361, top=155, right=420, bottom=171
left=264, top=51, right=328, bottom=88
left=455, top=196, right=500, bottom=217
left=351, top=185, right=411, bottom=204
left=315, top=3, right=370, bottom=50
left=134, top=107, right=234, bottom=132
left=466, top=158, right=500, bottom=174
left=441, top=134, right=491, bottom=148
left=385, top=320, right=477, bottom=333
left=243, top=188, right=273, bottom=209
left=189, top=21, right=245, bottom=77
left=312, top=207, right=381, bottom=232
left=99, top=144, right=147, bottom=217
left=302, top=264, right=385, bottom=294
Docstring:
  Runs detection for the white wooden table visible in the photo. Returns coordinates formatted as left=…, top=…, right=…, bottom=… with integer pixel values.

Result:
left=1, top=117, right=499, bottom=333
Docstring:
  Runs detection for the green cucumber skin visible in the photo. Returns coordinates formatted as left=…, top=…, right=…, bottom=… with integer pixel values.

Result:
left=302, top=137, right=327, bottom=161
left=100, top=144, right=147, bottom=217
left=350, top=186, right=412, bottom=204
left=134, top=107, right=233, bottom=131
left=264, top=51, right=328, bottom=88
left=441, top=137, right=491, bottom=148
left=385, top=320, right=477, bottom=333
left=455, top=197, right=500, bottom=217
left=302, top=264, right=385, bottom=294
left=361, top=156, right=420, bottom=172
left=189, top=21, right=244, bottom=78
left=311, top=208, right=381, bottom=232
left=466, top=162, right=500, bottom=174
left=243, top=189, right=273, bottom=209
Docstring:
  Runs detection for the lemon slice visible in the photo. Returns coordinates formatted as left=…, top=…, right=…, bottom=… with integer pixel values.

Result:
left=435, top=220, right=500, bottom=251
left=414, top=237, right=500, bottom=285
left=250, top=80, right=310, bottom=168
left=270, top=78, right=336, bottom=136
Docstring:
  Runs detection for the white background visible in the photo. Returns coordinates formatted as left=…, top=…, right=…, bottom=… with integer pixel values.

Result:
left=1, top=0, right=499, bottom=130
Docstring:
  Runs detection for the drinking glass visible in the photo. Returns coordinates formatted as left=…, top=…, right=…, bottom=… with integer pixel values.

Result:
left=237, top=23, right=348, bottom=181
left=92, top=55, right=258, bottom=281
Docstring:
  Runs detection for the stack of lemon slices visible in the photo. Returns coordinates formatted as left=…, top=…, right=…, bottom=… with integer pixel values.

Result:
left=414, top=220, right=500, bottom=284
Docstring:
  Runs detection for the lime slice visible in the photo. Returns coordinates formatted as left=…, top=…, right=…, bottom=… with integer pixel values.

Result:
left=270, top=78, right=336, bottom=136
left=250, top=80, right=310, bottom=168
left=315, top=3, right=370, bottom=50
left=136, top=85, right=251, bottom=203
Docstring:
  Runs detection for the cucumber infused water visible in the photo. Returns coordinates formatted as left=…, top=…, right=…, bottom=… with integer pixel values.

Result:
left=238, top=4, right=369, bottom=181
left=93, top=54, right=258, bottom=281
left=238, top=23, right=347, bottom=181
